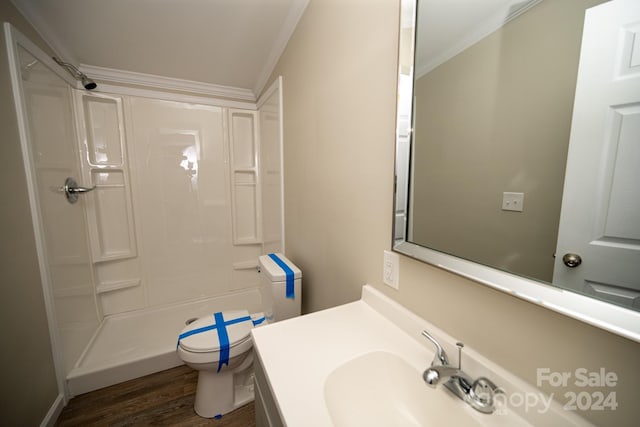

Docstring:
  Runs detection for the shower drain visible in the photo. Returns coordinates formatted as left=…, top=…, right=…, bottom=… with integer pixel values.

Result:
left=185, top=317, right=199, bottom=325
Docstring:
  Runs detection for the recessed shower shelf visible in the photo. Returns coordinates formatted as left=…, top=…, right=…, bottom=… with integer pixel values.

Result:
left=96, top=278, right=141, bottom=294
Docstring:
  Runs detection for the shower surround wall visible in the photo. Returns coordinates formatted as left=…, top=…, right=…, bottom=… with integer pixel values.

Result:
left=8, top=24, right=283, bottom=397
left=67, top=92, right=282, bottom=393
left=75, top=94, right=266, bottom=314
left=12, top=40, right=100, bottom=386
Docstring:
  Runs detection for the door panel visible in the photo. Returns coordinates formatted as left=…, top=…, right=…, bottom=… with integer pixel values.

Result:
left=553, top=0, right=640, bottom=309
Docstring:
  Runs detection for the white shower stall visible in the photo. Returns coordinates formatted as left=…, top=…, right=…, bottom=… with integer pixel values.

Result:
left=5, top=24, right=284, bottom=397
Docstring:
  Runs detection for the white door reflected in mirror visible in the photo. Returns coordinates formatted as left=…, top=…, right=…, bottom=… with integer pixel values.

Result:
left=553, top=0, right=640, bottom=309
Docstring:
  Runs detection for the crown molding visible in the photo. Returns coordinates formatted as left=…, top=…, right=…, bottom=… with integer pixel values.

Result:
left=416, top=0, right=543, bottom=78
left=253, top=0, right=310, bottom=96
left=91, top=82, right=256, bottom=110
left=80, top=64, right=256, bottom=101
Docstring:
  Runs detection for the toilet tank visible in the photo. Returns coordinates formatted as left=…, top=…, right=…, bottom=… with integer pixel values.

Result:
left=258, top=253, right=302, bottom=322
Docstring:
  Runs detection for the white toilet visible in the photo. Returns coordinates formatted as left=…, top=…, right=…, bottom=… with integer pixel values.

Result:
left=176, top=253, right=302, bottom=418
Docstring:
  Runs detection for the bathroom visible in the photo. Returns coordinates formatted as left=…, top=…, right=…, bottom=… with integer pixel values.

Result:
left=1, top=0, right=638, bottom=426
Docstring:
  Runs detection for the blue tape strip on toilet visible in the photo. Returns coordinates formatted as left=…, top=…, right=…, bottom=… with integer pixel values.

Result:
left=252, top=316, right=266, bottom=326
left=268, top=253, right=295, bottom=299
left=177, top=312, right=259, bottom=372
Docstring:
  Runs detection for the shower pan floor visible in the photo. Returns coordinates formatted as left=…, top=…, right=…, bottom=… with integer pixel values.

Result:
left=67, top=288, right=262, bottom=396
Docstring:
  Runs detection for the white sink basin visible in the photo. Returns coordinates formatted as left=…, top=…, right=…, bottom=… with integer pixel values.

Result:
left=254, top=286, right=589, bottom=427
left=324, top=351, right=484, bottom=427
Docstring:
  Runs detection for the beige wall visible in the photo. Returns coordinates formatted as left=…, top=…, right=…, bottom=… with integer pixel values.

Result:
left=267, top=0, right=640, bottom=426
left=411, top=0, right=604, bottom=282
left=0, top=2, right=59, bottom=425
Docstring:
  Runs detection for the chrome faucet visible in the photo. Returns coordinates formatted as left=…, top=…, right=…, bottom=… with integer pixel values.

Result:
left=421, top=330, right=502, bottom=414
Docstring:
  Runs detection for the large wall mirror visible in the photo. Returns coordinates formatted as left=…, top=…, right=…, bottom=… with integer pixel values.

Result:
left=393, top=0, right=640, bottom=341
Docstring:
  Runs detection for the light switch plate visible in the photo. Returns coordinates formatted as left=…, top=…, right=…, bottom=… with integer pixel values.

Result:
left=383, top=250, right=399, bottom=289
left=502, top=192, right=524, bottom=212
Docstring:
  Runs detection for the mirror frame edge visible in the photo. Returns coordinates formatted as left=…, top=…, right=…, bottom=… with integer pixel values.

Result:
left=391, top=0, right=640, bottom=344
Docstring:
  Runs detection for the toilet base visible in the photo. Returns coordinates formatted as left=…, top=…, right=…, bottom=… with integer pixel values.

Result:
left=193, top=365, right=255, bottom=418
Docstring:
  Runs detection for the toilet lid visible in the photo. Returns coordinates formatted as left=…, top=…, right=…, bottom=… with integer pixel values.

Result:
left=178, top=310, right=253, bottom=353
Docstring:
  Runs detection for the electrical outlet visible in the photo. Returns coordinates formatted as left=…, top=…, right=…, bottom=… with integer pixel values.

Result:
left=383, top=250, right=399, bottom=290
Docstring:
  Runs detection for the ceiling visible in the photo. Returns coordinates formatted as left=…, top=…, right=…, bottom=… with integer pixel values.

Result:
left=11, top=0, right=310, bottom=98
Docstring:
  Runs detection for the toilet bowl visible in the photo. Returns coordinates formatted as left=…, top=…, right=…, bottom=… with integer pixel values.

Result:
left=177, top=310, right=264, bottom=418
left=176, top=253, right=301, bottom=418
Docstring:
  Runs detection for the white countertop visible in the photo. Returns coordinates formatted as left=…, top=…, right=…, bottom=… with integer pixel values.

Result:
left=251, top=285, right=593, bottom=427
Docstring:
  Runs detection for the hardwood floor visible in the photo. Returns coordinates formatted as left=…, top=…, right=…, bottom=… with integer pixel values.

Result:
left=56, top=365, right=256, bottom=426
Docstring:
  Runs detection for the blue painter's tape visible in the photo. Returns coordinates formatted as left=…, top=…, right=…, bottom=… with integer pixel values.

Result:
left=252, top=316, right=266, bottom=326
left=214, top=312, right=229, bottom=372
left=176, top=312, right=252, bottom=373
left=176, top=322, right=218, bottom=347
left=268, top=253, right=295, bottom=299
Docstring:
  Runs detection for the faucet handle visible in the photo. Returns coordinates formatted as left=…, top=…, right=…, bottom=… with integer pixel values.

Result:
left=469, top=377, right=503, bottom=414
left=421, top=330, right=449, bottom=366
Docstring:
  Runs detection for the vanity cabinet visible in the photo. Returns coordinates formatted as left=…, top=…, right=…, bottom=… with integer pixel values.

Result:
left=254, top=350, right=284, bottom=427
